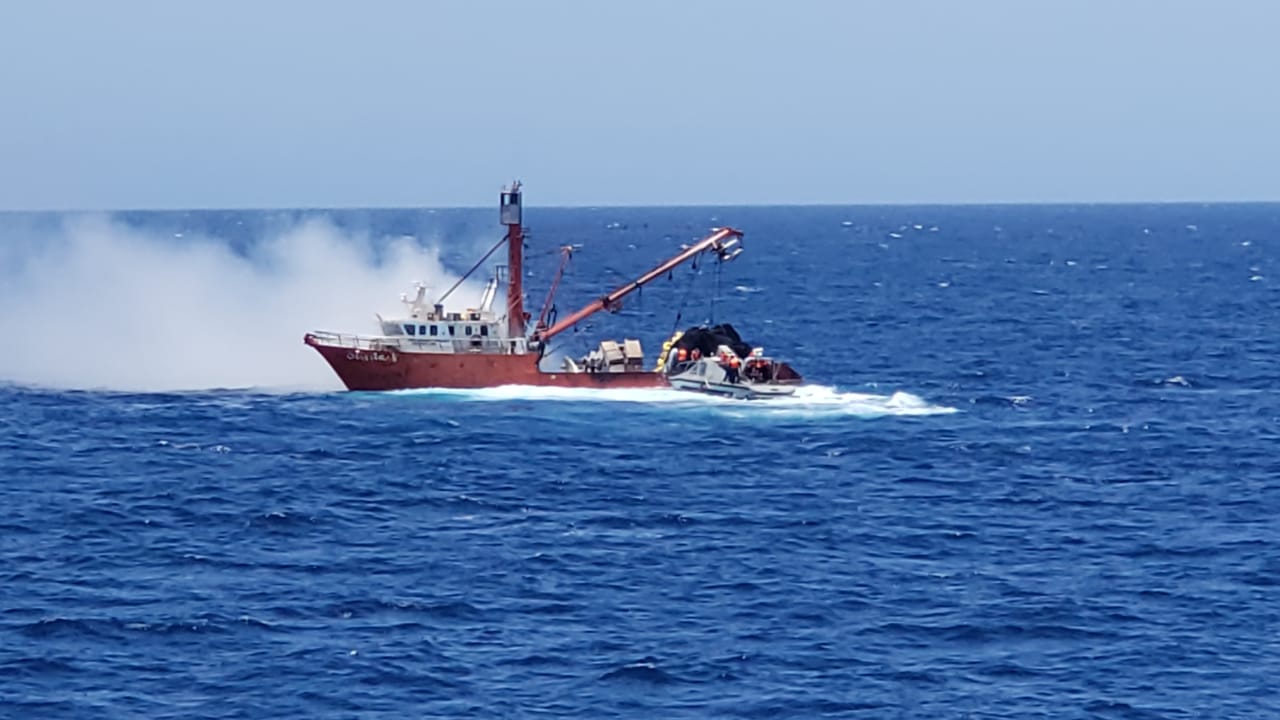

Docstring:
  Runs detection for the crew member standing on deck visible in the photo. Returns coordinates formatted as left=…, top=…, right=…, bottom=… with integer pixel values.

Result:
left=726, top=353, right=741, bottom=383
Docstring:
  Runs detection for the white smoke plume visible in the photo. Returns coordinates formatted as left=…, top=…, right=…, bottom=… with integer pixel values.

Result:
left=0, top=214, right=483, bottom=391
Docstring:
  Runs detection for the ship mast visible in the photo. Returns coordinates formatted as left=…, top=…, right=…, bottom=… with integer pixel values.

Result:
left=533, top=245, right=575, bottom=336
left=532, top=227, right=743, bottom=344
left=500, top=182, right=526, bottom=338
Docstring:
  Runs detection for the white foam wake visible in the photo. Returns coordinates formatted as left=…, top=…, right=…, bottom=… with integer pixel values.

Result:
left=389, top=383, right=957, bottom=418
left=391, top=385, right=696, bottom=405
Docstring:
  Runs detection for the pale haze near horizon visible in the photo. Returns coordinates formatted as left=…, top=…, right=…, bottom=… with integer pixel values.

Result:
left=1, top=0, right=1276, bottom=210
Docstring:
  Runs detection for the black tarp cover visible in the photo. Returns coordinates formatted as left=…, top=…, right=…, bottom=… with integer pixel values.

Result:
left=674, top=324, right=755, bottom=360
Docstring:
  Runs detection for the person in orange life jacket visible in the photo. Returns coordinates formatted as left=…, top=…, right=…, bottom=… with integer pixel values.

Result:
left=754, top=358, right=772, bottom=382
left=726, top=353, right=741, bottom=383
left=677, top=347, right=688, bottom=365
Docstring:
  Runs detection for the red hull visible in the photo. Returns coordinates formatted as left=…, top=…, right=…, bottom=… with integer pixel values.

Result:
left=305, top=337, right=667, bottom=391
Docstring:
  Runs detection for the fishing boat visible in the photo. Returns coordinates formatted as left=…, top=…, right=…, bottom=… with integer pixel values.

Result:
left=303, top=182, right=803, bottom=392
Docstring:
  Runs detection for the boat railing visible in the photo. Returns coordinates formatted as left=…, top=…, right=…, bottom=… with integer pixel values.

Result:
left=305, top=331, right=387, bottom=350
left=306, top=331, right=526, bottom=355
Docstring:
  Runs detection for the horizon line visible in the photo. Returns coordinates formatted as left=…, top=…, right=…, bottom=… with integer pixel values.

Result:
left=3, top=198, right=1280, bottom=215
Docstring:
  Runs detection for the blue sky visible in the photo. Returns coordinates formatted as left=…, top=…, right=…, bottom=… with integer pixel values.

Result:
left=1, top=1, right=1277, bottom=209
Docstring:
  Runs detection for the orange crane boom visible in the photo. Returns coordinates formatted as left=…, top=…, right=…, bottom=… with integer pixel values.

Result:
left=532, top=227, right=744, bottom=344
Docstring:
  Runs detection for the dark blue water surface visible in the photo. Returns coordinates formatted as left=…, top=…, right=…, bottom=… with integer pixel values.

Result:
left=3, top=203, right=1280, bottom=718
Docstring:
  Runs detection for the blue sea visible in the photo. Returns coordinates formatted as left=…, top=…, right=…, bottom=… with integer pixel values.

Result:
left=3, top=203, right=1280, bottom=718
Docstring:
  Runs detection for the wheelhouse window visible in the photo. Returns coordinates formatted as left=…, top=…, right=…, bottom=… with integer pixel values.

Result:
left=447, top=325, right=456, bottom=336
left=429, top=325, right=439, bottom=337
left=464, top=326, right=473, bottom=336
left=479, top=325, right=489, bottom=337
left=405, top=324, right=417, bottom=336
left=418, top=325, right=427, bottom=336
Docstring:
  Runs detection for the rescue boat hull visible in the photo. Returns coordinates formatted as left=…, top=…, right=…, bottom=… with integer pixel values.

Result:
left=668, top=376, right=797, bottom=400
left=666, top=357, right=799, bottom=400
left=306, top=337, right=666, bottom=391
